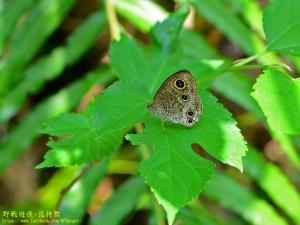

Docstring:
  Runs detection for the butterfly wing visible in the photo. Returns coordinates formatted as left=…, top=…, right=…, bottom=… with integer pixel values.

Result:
left=148, top=70, right=202, bottom=127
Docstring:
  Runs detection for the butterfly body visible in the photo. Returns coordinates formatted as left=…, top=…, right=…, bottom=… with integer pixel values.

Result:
left=148, top=70, right=202, bottom=127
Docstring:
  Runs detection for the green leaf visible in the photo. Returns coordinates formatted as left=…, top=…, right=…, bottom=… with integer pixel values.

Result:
left=109, top=34, right=154, bottom=84
left=89, top=176, right=146, bottom=225
left=65, top=12, right=107, bottom=63
left=54, top=7, right=250, bottom=223
left=188, top=0, right=261, bottom=55
left=42, top=80, right=150, bottom=168
left=91, top=30, right=247, bottom=223
left=223, top=0, right=264, bottom=36
left=204, top=173, right=289, bottom=225
left=127, top=90, right=247, bottom=224
left=244, top=148, right=300, bottom=224
left=37, top=106, right=123, bottom=168
left=0, top=0, right=37, bottom=52
left=151, top=4, right=188, bottom=53
left=114, top=0, right=168, bottom=32
left=127, top=117, right=214, bottom=224
left=57, top=159, right=110, bottom=224
left=252, top=68, right=300, bottom=135
left=177, top=29, right=300, bottom=170
left=264, top=0, right=300, bottom=55
left=0, top=12, right=107, bottom=124
left=189, top=0, right=279, bottom=64
left=92, top=80, right=151, bottom=134
left=0, top=67, right=114, bottom=172
left=176, top=207, right=229, bottom=225
left=213, top=72, right=264, bottom=120
left=0, top=0, right=75, bottom=96
left=178, top=29, right=218, bottom=60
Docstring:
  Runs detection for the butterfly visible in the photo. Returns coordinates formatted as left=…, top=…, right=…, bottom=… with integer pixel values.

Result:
left=148, top=70, right=202, bottom=127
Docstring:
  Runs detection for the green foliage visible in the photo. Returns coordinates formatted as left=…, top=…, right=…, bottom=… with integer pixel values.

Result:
left=127, top=114, right=215, bottom=224
left=244, top=148, right=300, bottom=224
left=37, top=167, right=78, bottom=208
left=0, top=12, right=107, bottom=123
left=192, top=0, right=300, bottom=171
left=41, top=8, right=247, bottom=224
left=37, top=104, right=123, bottom=168
left=93, top=80, right=151, bottom=133
left=0, top=68, right=115, bottom=172
left=189, top=0, right=279, bottom=64
left=0, top=0, right=75, bottom=96
left=264, top=0, right=300, bottom=55
left=252, top=69, right=300, bottom=135
left=188, top=0, right=262, bottom=55
left=182, top=6, right=300, bottom=221
left=114, top=0, right=168, bottom=32
left=127, top=89, right=246, bottom=223
left=203, top=173, right=289, bottom=225
left=0, top=0, right=37, bottom=52
left=223, top=0, right=264, bottom=36
left=151, top=4, right=188, bottom=53
left=57, top=159, right=110, bottom=224
left=109, top=35, right=154, bottom=87
left=176, top=206, right=229, bottom=225
left=90, top=176, right=146, bottom=225
left=2, top=1, right=300, bottom=225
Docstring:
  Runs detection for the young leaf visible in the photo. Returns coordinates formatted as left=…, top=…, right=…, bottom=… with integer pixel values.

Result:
left=252, top=68, right=300, bottom=135
left=264, top=0, right=300, bottom=55
left=37, top=105, right=123, bottom=168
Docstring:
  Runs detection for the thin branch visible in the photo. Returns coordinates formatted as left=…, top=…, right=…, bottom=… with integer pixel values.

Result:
left=232, top=49, right=267, bottom=66
left=49, top=161, right=99, bottom=225
left=55, top=161, right=98, bottom=211
left=105, top=0, right=121, bottom=40
left=197, top=64, right=270, bottom=85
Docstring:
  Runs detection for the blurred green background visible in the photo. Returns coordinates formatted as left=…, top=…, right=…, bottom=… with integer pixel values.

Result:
left=0, top=0, right=299, bottom=225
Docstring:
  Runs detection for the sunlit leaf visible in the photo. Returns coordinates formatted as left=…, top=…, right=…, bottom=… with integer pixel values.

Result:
left=42, top=7, right=248, bottom=224
left=252, top=68, right=300, bottom=135
left=37, top=105, right=123, bottom=168
left=264, top=0, right=300, bottom=55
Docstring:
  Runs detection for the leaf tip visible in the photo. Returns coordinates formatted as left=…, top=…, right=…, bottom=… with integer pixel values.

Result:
left=35, top=162, right=46, bottom=169
left=161, top=199, right=178, bottom=225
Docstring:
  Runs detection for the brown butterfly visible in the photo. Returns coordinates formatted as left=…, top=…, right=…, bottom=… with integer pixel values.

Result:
left=148, top=70, right=202, bottom=127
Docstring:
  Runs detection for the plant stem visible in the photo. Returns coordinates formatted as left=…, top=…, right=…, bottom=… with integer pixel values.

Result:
left=233, top=49, right=267, bottom=66
left=108, top=159, right=138, bottom=174
left=198, top=64, right=269, bottom=85
left=105, top=0, right=121, bottom=40
left=50, top=161, right=98, bottom=225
